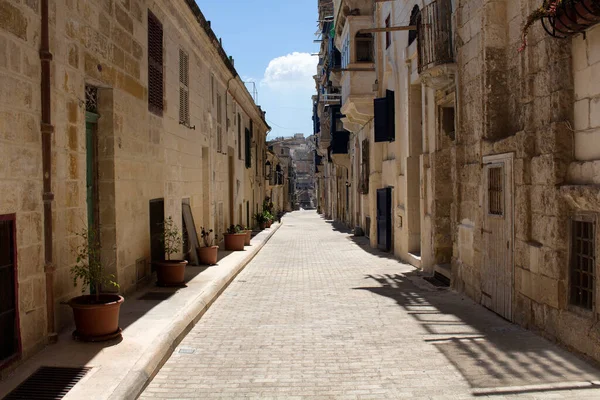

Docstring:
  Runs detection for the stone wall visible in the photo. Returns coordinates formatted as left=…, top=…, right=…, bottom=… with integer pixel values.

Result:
left=0, top=0, right=268, bottom=368
left=453, top=0, right=600, bottom=361
left=0, top=0, right=47, bottom=360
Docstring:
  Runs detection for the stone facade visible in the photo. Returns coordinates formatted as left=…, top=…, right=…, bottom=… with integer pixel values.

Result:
left=314, top=0, right=600, bottom=363
left=0, top=0, right=269, bottom=372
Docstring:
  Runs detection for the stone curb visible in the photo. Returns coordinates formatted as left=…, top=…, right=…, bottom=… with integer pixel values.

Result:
left=108, top=223, right=282, bottom=400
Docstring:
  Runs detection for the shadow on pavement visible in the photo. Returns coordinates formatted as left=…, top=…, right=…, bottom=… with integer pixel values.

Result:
left=354, top=273, right=600, bottom=396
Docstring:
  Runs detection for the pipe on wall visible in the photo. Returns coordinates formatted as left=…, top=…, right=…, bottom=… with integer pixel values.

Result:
left=40, top=0, right=57, bottom=343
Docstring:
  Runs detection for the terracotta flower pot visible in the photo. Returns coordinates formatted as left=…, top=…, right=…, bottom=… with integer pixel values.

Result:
left=576, top=0, right=600, bottom=24
left=155, top=260, right=188, bottom=286
left=224, top=233, right=246, bottom=251
left=266, top=220, right=272, bottom=228
left=198, top=246, right=218, bottom=265
left=259, top=222, right=266, bottom=230
left=244, top=230, right=252, bottom=246
left=69, top=294, right=124, bottom=341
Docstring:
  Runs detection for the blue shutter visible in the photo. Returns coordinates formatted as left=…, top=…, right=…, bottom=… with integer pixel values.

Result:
left=374, top=97, right=388, bottom=142
left=386, top=90, right=396, bottom=142
left=374, top=90, right=396, bottom=142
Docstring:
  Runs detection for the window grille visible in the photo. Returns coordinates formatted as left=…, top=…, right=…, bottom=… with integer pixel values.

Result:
left=179, top=49, right=189, bottom=126
left=216, top=93, right=222, bottom=152
left=488, top=166, right=503, bottom=216
left=148, top=11, right=163, bottom=115
left=571, top=217, right=596, bottom=310
left=85, top=85, right=98, bottom=113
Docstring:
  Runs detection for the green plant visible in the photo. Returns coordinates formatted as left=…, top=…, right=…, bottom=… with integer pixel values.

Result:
left=161, top=217, right=183, bottom=260
left=254, top=212, right=267, bottom=224
left=226, top=224, right=242, bottom=234
left=520, top=0, right=563, bottom=51
left=71, top=227, right=119, bottom=302
left=200, top=227, right=217, bottom=247
left=263, top=197, right=274, bottom=213
left=263, top=210, right=274, bottom=221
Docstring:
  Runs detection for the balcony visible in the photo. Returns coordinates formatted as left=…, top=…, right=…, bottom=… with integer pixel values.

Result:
left=417, top=0, right=456, bottom=89
left=339, top=15, right=377, bottom=129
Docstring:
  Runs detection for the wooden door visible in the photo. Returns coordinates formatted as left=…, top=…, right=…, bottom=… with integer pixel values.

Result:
left=481, top=154, right=514, bottom=321
left=377, top=188, right=392, bottom=251
left=0, top=216, right=19, bottom=364
left=149, top=199, right=165, bottom=270
left=85, top=113, right=100, bottom=232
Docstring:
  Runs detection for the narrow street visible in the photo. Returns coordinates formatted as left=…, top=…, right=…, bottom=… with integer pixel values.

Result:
left=140, top=211, right=600, bottom=399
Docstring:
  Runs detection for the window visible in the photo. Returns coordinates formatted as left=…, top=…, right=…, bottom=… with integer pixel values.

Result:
left=216, top=93, right=222, bottom=152
left=281, top=148, right=284, bottom=155
left=361, top=139, right=370, bottom=194
left=148, top=11, right=163, bottom=115
left=210, top=73, right=215, bottom=107
left=341, top=35, right=350, bottom=69
left=408, top=6, right=421, bottom=46
left=245, top=128, right=252, bottom=168
left=385, top=15, right=391, bottom=49
left=570, top=217, right=596, bottom=310
left=238, top=114, right=242, bottom=160
left=487, top=166, right=503, bottom=216
left=374, top=90, right=395, bottom=142
left=179, top=49, right=189, bottom=126
left=355, top=33, right=373, bottom=63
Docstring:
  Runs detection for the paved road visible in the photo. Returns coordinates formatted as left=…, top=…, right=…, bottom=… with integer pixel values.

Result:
left=140, top=211, right=600, bottom=399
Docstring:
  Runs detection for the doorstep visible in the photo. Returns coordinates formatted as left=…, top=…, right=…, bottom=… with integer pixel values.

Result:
left=0, top=223, right=282, bottom=400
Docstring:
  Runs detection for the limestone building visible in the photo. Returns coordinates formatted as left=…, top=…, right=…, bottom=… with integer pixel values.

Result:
left=314, top=0, right=600, bottom=362
left=0, top=0, right=269, bottom=370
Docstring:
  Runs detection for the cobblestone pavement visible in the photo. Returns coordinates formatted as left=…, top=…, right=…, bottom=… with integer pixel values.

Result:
left=140, top=211, right=600, bottom=399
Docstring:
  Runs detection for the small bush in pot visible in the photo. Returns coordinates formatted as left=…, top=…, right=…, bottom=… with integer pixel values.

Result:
left=254, top=212, right=268, bottom=230
left=155, top=217, right=188, bottom=286
left=198, top=227, right=218, bottom=265
left=223, top=224, right=246, bottom=251
left=263, top=210, right=274, bottom=228
left=69, top=227, right=123, bottom=341
left=240, top=225, right=252, bottom=246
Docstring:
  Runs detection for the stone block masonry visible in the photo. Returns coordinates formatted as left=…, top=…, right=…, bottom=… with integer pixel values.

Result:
left=0, top=0, right=270, bottom=372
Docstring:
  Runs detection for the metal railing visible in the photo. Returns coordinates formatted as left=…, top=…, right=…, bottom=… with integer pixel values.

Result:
left=418, top=0, right=454, bottom=73
left=320, top=93, right=342, bottom=104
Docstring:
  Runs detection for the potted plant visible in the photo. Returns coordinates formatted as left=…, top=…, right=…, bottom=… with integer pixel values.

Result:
left=155, top=216, right=188, bottom=286
left=223, top=224, right=246, bottom=251
left=240, top=225, right=252, bottom=246
left=517, top=0, right=600, bottom=51
left=264, top=210, right=274, bottom=228
left=254, top=212, right=267, bottom=230
left=198, top=227, right=218, bottom=265
left=68, top=227, right=123, bottom=341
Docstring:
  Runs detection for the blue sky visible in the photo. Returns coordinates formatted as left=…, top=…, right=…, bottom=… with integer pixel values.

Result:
left=196, top=1, right=318, bottom=140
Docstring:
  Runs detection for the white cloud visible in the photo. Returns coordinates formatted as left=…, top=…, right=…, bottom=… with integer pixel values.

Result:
left=261, top=52, right=318, bottom=89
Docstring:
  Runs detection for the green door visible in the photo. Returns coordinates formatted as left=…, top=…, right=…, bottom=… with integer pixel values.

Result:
left=85, top=112, right=99, bottom=231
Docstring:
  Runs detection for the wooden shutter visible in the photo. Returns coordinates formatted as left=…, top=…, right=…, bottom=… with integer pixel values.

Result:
left=386, top=90, right=396, bottom=142
left=374, top=97, right=388, bottom=142
left=179, top=49, right=189, bottom=126
left=245, top=128, right=252, bottom=168
left=148, top=12, right=163, bottom=115
left=374, top=90, right=395, bottom=142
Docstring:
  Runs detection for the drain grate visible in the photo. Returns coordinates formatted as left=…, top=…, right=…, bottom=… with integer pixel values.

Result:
left=4, top=366, right=91, bottom=400
left=138, top=291, right=176, bottom=301
left=424, top=272, right=451, bottom=288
